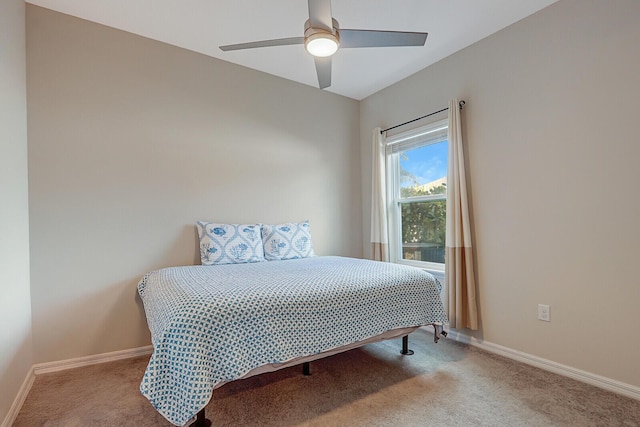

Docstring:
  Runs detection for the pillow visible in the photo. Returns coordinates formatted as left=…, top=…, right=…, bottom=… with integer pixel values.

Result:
left=261, top=220, right=315, bottom=261
left=196, top=222, right=264, bottom=265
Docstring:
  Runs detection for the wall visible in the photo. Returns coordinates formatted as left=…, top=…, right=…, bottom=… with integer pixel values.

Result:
left=0, top=0, right=34, bottom=422
left=360, top=0, right=640, bottom=388
left=26, top=5, right=361, bottom=363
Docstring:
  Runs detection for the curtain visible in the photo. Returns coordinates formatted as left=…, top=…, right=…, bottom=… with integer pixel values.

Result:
left=445, top=99, right=479, bottom=330
left=370, top=127, right=389, bottom=262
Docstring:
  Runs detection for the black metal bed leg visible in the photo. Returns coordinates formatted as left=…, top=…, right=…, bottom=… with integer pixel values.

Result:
left=302, top=361, right=311, bottom=376
left=400, top=335, right=414, bottom=356
left=189, top=408, right=212, bottom=427
left=433, top=323, right=448, bottom=343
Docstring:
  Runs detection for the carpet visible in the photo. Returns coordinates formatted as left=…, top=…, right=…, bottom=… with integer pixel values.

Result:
left=13, top=328, right=640, bottom=426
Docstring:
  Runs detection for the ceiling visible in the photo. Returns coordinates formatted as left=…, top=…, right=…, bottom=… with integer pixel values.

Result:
left=26, top=0, right=558, bottom=100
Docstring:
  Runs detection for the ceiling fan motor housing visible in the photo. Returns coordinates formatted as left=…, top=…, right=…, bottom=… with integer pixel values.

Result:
left=304, top=18, right=340, bottom=56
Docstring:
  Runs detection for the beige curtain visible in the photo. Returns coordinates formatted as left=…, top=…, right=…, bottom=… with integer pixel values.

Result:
left=370, top=127, right=389, bottom=261
left=445, top=99, right=478, bottom=330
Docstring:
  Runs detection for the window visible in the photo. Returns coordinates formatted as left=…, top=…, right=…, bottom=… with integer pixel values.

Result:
left=386, top=119, right=448, bottom=271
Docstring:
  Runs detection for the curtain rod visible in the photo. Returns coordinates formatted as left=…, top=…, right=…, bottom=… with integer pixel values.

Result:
left=380, top=100, right=466, bottom=134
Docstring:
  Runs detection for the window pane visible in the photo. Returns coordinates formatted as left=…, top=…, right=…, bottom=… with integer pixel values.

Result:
left=399, top=141, right=448, bottom=198
left=401, top=200, right=446, bottom=263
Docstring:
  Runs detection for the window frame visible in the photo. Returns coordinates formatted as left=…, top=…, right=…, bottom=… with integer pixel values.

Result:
left=385, top=119, right=448, bottom=272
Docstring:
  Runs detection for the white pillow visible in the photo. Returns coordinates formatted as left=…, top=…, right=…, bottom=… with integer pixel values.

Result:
left=261, top=220, right=315, bottom=261
left=196, top=222, right=264, bottom=265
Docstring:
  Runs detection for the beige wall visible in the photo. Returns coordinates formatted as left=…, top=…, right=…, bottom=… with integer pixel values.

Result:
left=0, top=0, right=34, bottom=422
left=20, top=0, right=640, bottom=401
left=361, top=0, right=640, bottom=388
left=26, top=5, right=361, bottom=363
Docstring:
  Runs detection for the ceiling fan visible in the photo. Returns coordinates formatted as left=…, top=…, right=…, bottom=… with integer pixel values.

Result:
left=219, top=0, right=428, bottom=89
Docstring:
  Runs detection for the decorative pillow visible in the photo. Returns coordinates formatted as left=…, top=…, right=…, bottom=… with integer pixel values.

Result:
left=196, top=222, right=264, bottom=265
left=261, top=220, right=315, bottom=261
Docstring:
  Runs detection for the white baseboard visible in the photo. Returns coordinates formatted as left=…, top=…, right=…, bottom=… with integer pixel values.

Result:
left=1, top=368, right=35, bottom=427
left=445, top=329, right=640, bottom=401
left=33, top=345, right=153, bottom=375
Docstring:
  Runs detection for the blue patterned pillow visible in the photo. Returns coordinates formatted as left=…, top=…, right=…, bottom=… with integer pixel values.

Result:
left=196, top=222, right=264, bottom=265
left=261, top=220, right=315, bottom=261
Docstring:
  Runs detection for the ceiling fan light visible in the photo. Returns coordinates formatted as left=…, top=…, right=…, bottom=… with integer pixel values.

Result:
left=305, top=33, right=339, bottom=57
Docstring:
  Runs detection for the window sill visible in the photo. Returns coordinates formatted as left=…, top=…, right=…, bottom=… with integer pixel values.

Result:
left=395, top=259, right=444, bottom=273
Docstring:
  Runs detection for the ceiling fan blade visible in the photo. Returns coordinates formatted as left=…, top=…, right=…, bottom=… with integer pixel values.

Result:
left=339, top=30, right=427, bottom=48
left=220, top=37, right=304, bottom=52
left=314, top=56, right=332, bottom=89
left=308, top=0, right=333, bottom=31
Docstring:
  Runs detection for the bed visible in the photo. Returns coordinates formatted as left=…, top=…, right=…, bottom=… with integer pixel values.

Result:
left=138, top=255, right=448, bottom=426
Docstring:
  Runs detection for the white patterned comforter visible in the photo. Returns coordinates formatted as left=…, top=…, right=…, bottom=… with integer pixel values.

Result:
left=137, top=256, right=447, bottom=426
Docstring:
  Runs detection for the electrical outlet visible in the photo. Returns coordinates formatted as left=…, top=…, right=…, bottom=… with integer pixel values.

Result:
left=538, top=304, right=550, bottom=322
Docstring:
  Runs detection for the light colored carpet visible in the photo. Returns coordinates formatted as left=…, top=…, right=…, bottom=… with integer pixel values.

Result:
left=14, top=328, right=640, bottom=426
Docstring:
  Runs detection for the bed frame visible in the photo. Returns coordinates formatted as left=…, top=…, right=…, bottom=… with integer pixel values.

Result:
left=188, top=327, right=446, bottom=427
